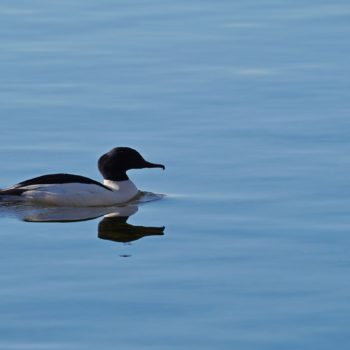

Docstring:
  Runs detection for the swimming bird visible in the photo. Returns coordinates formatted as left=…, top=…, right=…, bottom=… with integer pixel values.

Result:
left=0, top=147, right=165, bottom=206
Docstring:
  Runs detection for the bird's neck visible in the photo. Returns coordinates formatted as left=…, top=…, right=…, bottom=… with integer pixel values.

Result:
left=103, top=179, right=138, bottom=195
left=111, top=170, right=129, bottom=181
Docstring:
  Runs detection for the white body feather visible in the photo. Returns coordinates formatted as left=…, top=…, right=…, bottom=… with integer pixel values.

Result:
left=8, top=180, right=139, bottom=207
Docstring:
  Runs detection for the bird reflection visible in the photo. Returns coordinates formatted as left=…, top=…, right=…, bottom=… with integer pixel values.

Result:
left=98, top=213, right=164, bottom=243
left=0, top=202, right=165, bottom=244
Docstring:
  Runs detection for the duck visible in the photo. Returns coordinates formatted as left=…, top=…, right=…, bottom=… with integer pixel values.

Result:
left=0, top=147, right=165, bottom=207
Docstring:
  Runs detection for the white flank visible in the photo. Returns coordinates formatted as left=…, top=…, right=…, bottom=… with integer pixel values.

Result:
left=16, top=180, right=139, bottom=207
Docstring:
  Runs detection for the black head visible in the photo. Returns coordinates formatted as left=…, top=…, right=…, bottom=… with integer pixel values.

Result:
left=98, top=147, right=165, bottom=181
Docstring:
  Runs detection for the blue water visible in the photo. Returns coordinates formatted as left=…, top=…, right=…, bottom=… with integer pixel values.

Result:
left=1, top=1, right=350, bottom=349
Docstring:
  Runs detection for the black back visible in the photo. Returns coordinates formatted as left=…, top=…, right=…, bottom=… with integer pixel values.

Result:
left=0, top=173, right=111, bottom=196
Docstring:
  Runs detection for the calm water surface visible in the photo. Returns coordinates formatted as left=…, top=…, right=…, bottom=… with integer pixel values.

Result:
left=1, top=1, right=350, bottom=349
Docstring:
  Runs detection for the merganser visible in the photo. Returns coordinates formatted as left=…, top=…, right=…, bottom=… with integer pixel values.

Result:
left=0, top=147, right=165, bottom=207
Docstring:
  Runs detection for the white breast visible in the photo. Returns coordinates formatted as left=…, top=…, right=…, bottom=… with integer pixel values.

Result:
left=20, top=180, right=139, bottom=207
